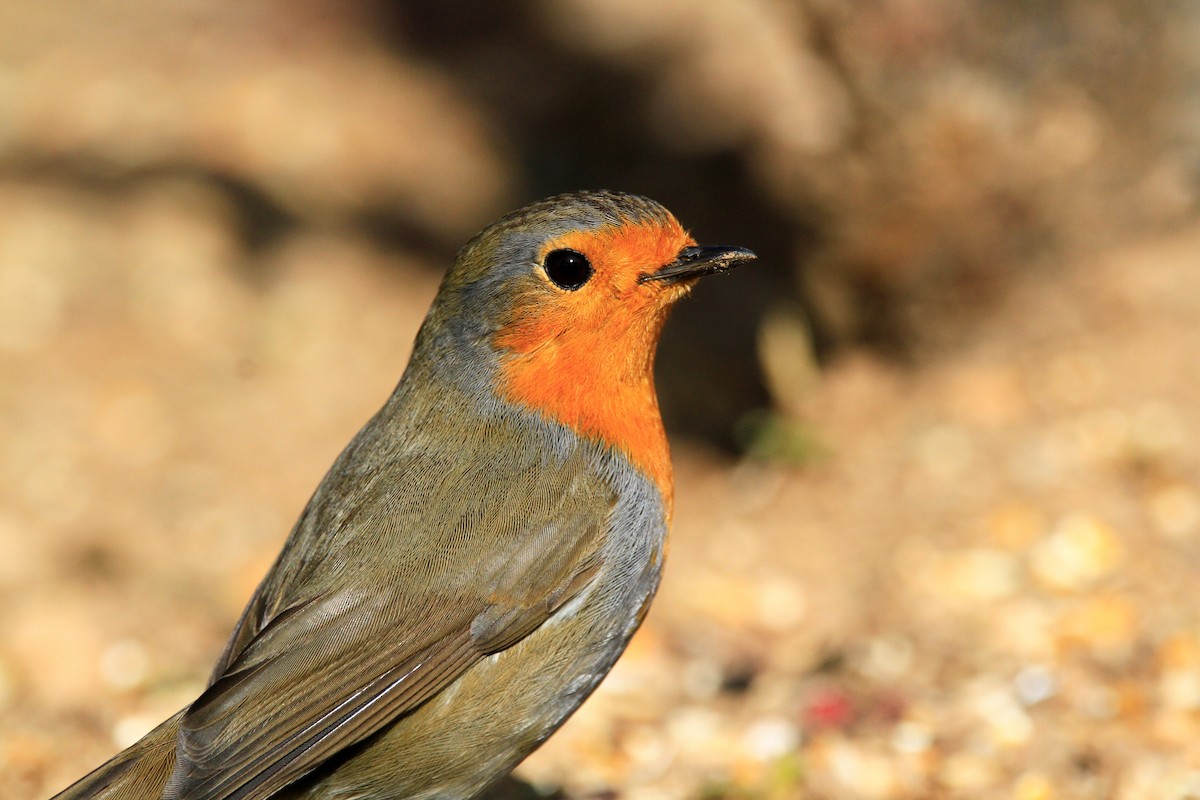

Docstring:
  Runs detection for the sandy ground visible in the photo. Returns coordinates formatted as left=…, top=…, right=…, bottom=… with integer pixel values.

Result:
left=3, top=208, right=1200, bottom=798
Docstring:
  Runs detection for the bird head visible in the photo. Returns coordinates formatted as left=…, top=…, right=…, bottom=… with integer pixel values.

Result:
left=424, top=191, right=755, bottom=504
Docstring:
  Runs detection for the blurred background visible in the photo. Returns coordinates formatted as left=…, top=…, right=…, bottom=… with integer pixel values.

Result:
left=2, top=1, right=1199, bottom=797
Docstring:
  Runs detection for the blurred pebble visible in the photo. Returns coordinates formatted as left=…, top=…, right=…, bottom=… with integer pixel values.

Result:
left=1010, top=433, right=1071, bottom=488
left=968, top=681, right=1034, bottom=747
left=665, top=707, right=726, bottom=761
left=822, top=738, right=899, bottom=799
left=755, top=575, right=807, bottom=632
left=718, top=660, right=758, bottom=695
left=1156, top=635, right=1200, bottom=711
left=624, top=787, right=682, bottom=800
left=996, top=600, right=1056, bottom=658
left=1014, top=770, right=1055, bottom=800
left=861, top=635, right=914, bottom=681
left=1077, top=683, right=1121, bottom=720
left=1147, top=483, right=1200, bottom=540
left=991, top=703, right=1035, bottom=748
left=1162, top=770, right=1200, bottom=800
left=1157, top=633, right=1200, bottom=672
left=938, top=548, right=1021, bottom=601
left=1013, top=664, right=1057, bottom=706
left=804, top=686, right=855, bottom=731
left=890, top=720, right=933, bottom=754
left=741, top=716, right=799, bottom=761
left=989, top=502, right=1046, bottom=550
left=940, top=752, right=1000, bottom=792
left=1030, top=514, right=1122, bottom=592
left=621, top=724, right=673, bottom=781
left=1159, top=670, right=1200, bottom=712
left=1113, top=759, right=1175, bottom=800
left=685, top=573, right=808, bottom=634
left=98, top=639, right=148, bottom=691
left=1056, top=595, right=1137, bottom=659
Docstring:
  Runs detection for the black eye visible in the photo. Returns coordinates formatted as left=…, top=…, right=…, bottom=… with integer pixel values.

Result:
left=543, top=248, right=593, bottom=290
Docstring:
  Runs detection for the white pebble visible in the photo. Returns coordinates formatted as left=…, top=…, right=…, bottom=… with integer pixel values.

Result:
left=1013, top=664, right=1056, bottom=706
left=742, top=716, right=799, bottom=761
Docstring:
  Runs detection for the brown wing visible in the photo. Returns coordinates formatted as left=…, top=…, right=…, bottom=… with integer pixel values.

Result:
left=165, top=439, right=614, bottom=800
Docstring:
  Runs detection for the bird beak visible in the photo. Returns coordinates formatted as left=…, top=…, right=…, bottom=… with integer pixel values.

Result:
left=639, top=245, right=757, bottom=284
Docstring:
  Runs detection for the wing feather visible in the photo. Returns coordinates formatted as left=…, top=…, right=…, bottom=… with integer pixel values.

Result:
left=165, top=434, right=616, bottom=800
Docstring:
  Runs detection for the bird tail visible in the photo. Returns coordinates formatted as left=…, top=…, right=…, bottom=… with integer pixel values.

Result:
left=50, top=711, right=183, bottom=800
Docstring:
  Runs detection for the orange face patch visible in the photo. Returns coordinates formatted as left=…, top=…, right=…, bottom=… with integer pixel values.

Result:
left=493, top=218, right=695, bottom=514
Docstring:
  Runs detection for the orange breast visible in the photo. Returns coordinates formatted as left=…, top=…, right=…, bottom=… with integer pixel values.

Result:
left=493, top=219, right=694, bottom=516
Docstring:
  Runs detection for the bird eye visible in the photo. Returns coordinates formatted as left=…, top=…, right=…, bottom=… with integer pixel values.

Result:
left=543, top=249, right=593, bottom=291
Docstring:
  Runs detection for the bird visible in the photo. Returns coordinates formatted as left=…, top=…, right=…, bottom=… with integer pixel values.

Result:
left=53, top=190, right=756, bottom=800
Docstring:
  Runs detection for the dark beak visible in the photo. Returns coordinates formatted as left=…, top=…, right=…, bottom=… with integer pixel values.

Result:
left=639, top=245, right=757, bottom=284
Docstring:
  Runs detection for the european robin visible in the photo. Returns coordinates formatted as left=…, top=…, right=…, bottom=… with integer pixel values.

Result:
left=53, top=190, right=755, bottom=800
